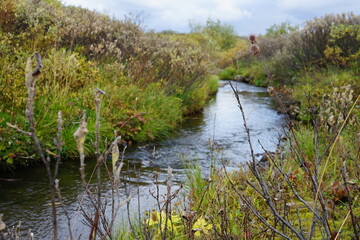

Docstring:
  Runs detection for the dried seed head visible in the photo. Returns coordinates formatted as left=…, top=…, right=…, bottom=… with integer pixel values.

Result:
left=74, top=111, right=88, bottom=166
left=250, top=44, right=260, bottom=55
left=249, top=34, right=257, bottom=43
left=0, top=214, right=5, bottom=231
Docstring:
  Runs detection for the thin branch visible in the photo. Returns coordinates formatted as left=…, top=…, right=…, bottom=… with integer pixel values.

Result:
left=6, top=123, right=32, bottom=136
left=54, top=179, right=74, bottom=240
left=341, top=162, right=359, bottom=239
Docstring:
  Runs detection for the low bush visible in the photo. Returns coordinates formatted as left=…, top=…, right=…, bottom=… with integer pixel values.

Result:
left=218, top=66, right=237, bottom=80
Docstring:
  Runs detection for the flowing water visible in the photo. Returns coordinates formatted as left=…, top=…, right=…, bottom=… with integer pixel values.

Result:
left=0, top=81, right=286, bottom=239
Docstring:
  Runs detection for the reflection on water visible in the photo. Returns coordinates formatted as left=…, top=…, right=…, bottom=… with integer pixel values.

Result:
left=0, top=81, right=285, bottom=239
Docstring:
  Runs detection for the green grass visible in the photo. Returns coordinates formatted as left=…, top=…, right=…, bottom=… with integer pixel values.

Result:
left=206, top=74, right=220, bottom=96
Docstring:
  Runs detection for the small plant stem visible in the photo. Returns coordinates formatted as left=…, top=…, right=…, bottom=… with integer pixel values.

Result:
left=164, top=167, right=173, bottom=240
left=341, top=163, right=359, bottom=239
left=55, top=179, right=74, bottom=240
left=90, top=88, right=106, bottom=239
left=335, top=195, right=359, bottom=240
left=54, top=111, right=63, bottom=181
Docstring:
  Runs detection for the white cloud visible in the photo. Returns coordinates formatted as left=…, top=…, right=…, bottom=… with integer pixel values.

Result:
left=61, top=0, right=105, bottom=12
left=277, top=0, right=357, bottom=10
left=115, top=0, right=252, bottom=32
left=61, top=0, right=359, bottom=34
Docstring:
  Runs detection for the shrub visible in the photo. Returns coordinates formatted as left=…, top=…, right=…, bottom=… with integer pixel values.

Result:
left=190, top=18, right=238, bottom=51
left=287, top=13, right=359, bottom=71
left=0, top=0, right=16, bottom=32
left=127, top=33, right=210, bottom=92
left=324, top=23, right=360, bottom=68
left=216, top=39, right=248, bottom=68
left=218, top=66, right=237, bottom=80
left=265, top=21, right=298, bottom=37
left=264, top=13, right=360, bottom=84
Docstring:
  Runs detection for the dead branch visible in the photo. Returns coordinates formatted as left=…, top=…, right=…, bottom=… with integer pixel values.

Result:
left=6, top=123, right=32, bottom=136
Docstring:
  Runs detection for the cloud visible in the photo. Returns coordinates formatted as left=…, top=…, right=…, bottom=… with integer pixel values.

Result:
left=61, top=0, right=359, bottom=34
left=113, top=0, right=252, bottom=32
left=277, top=0, right=357, bottom=10
left=61, top=0, right=106, bottom=11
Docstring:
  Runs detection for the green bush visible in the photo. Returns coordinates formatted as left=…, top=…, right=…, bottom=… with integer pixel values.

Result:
left=265, top=21, right=298, bottom=37
left=324, top=23, right=360, bottom=69
left=206, top=74, right=219, bottom=95
left=218, top=66, right=237, bottom=80
left=190, top=18, right=238, bottom=51
left=282, top=13, right=359, bottom=76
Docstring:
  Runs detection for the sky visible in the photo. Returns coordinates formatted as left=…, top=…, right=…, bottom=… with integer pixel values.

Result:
left=61, top=0, right=359, bottom=35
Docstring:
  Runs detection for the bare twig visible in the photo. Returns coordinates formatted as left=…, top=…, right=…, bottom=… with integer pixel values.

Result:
left=164, top=167, right=173, bottom=240
left=6, top=123, right=32, bottom=136
left=341, top=162, right=359, bottom=239
left=54, top=111, right=63, bottom=182
left=89, top=88, right=106, bottom=240
left=54, top=179, right=74, bottom=240
left=74, top=111, right=88, bottom=167
left=258, top=141, right=324, bottom=223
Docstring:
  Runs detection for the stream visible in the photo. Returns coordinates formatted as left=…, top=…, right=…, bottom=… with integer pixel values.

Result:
left=0, top=81, right=286, bottom=239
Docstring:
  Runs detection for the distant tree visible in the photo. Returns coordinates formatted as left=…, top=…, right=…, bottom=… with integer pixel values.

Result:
left=189, top=18, right=238, bottom=51
left=265, top=21, right=298, bottom=37
left=159, top=30, right=179, bottom=35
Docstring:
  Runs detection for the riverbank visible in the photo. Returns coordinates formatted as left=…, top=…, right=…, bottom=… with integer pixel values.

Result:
left=0, top=0, right=221, bottom=170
